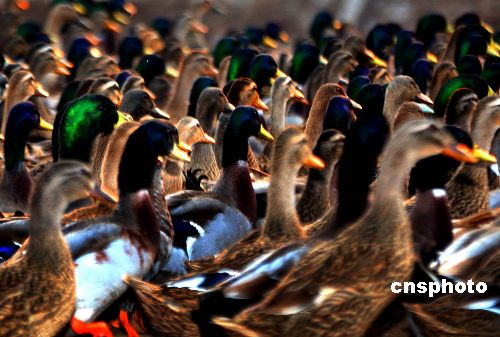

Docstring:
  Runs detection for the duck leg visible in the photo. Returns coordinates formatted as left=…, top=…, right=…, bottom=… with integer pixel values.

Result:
left=118, top=309, right=140, bottom=337
left=70, top=317, right=113, bottom=337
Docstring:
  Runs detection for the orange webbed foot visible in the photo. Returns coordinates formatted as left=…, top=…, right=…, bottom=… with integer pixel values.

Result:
left=71, top=317, right=114, bottom=337
left=119, top=309, right=140, bottom=337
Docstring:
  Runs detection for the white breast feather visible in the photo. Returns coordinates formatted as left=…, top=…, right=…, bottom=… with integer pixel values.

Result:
left=73, top=237, right=153, bottom=322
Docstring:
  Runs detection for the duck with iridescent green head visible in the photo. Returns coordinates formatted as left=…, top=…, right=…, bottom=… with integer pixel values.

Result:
left=309, top=11, right=341, bottom=46
left=415, top=13, right=452, bottom=49
left=290, top=42, right=321, bottom=85
left=212, top=36, right=241, bottom=68
left=52, top=94, right=127, bottom=166
left=244, top=27, right=279, bottom=50
left=0, top=102, right=53, bottom=213
left=249, top=54, right=285, bottom=97
left=227, top=48, right=259, bottom=81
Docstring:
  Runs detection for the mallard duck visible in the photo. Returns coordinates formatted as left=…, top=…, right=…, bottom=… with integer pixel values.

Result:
left=227, top=48, right=259, bottom=81
left=447, top=96, right=500, bottom=217
left=297, top=129, right=345, bottom=224
left=0, top=161, right=105, bottom=337
left=52, top=94, right=129, bottom=180
left=212, top=120, right=477, bottom=337
left=164, top=116, right=215, bottom=194
left=393, top=102, right=433, bottom=131
left=383, top=75, right=434, bottom=132
left=187, top=87, right=233, bottom=184
left=0, top=102, right=53, bottom=213
left=167, top=51, right=218, bottom=122
left=163, top=106, right=271, bottom=275
left=64, top=120, right=190, bottom=336
left=1, top=70, right=48, bottom=136
left=212, top=37, right=241, bottom=70
left=120, top=88, right=170, bottom=121
left=290, top=42, right=322, bottom=89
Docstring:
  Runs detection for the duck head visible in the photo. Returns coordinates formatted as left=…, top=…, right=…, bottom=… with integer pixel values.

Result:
left=135, top=54, right=165, bottom=85
left=118, top=120, right=191, bottom=195
left=290, top=43, right=320, bottom=85
left=416, top=13, right=451, bottom=48
left=54, top=94, right=127, bottom=162
left=227, top=48, right=259, bottom=81
left=118, top=36, right=144, bottom=70
left=222, top=106, right=273, bottom=167
left=87, top=77, right=122, bottom=106
left=225, top=77, right=267, bottom=110
left=176, top=116, right=215, bottom=146
left=323, top=96, right=359, bottom=135
left=120, top=89, right=170, bottom=121
left=248, top=54, right=284, bottom=95
left=188, top=76, right=219, bottom=117
left=434, top=74, right=493, bottom=118
left=212, top=37, right=241, bottom=68
left=4, top=101, right=53, bottom=170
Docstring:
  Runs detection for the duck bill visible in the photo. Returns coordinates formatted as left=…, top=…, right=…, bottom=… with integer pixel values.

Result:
left=105, top=19, right=122, bottom=33
left=416, top=92, right=434, bottom=105
left=72, top=2, right=87, bottom=15
left=293, top=88, right=306, bottom=101
left=190, top=21, right=209, bottom=34
left=487, top=43, right=500, bottom=58
left=201, top=133, right=216, bottom=144
left=168, top=143, right=192, bottom=162
left=150, top=107, right=170, bottom=120
left=165, top=65, right=179, bottom=78
left=482, top=21, right=494, bottom=34
left=205, top=66, right=219, bottom=78
left=427, top=52, right=439, bottom=63
left=89, top=185, right=117, bottom=205
left=275, top=68, right=287, bottom=78
left=54, top=66, right=71, bottom=76
left=262, top=35, right=278, bottom=49
left=35, top=83, right=49, bottom=97
left=364, top=48, right=387, bottom=68
left=178, top=141, right=192, bottom=152
left=225, top=102, right=236, bottom=112
left=258, top=125, right=274, bottom=142
left=38, top=117, right=53, bottom=131
left=441, top=144, right=478, bottom=163
left=253, top=97, right=269, bottom=111
left=113, top=11, right=131, bottom=25
left=350, top=99, right=362, bottom=110
left=472, top=145, right=497, bottom=164
left=85, top=33, right=101, bottom=46
left=303, top=154, right=325, bottom=170
left=319, top=54, right=329, bottom=65
left=144, top=87, right=157, bottom=100
left=16, top=0, right=30, bottom=10
left=123, top=2, right=137, bottom=16
left=417, top=102, right=434, bottom=114
left=279, top=31, right=289, bottom=44
left=333, top=19, right=343, bottom=30
left=115, top=111, right=132, bottom=128
left=57, top=58, right=73, bottom=68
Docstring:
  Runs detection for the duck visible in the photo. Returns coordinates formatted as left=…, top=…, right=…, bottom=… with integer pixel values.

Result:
left=164, top=116, right=215, bottom=194
left=166, top=51, right=218, bottom=122
left=187, top=87, right=234, bottom=185
left=383, top=75, right=434, bottom=132
left=290, top=42, right=322, bottom=93
left=63, top=120, right=191, bottom=336
left=0, top=161, right=107, bottom=337
left=297, top=129, right=345, bottom=224
left=227, top=48, right=259, bottom=81
left=1, top=70, right=48, bottom=136
left=121, top=75, right=157, bottom=99
left=119, top=88, right=170, bottom=121
left=447, top=96, right=500, bottom=217
left=86, top=77, right=123, bottom=107
left=163, top=106, right=271, bottom=274
left=212, top=120, right=477, bottom=337
left=0, top=102, right=53, bottom=213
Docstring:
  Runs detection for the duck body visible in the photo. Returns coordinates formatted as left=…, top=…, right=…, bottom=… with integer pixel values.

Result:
left=0, top=161, right=99, bottom=337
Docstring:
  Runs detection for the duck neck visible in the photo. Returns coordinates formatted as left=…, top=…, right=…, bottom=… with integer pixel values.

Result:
left=269, top=91, right=289, bottom=138
left=3, top=123, right=29, bottom=172
left=262, top=159, right=303, bottom=239
left=170, top=65, right=199, bottom=120
left=305, top=96, right=330, bottom=147
left=27, top=192, right=67, bottom=254
left=196, top=101, right=219, bottom=137
left=383, top=91, right=404, bottom=132
left=473, top=115, right=498, bottom=151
